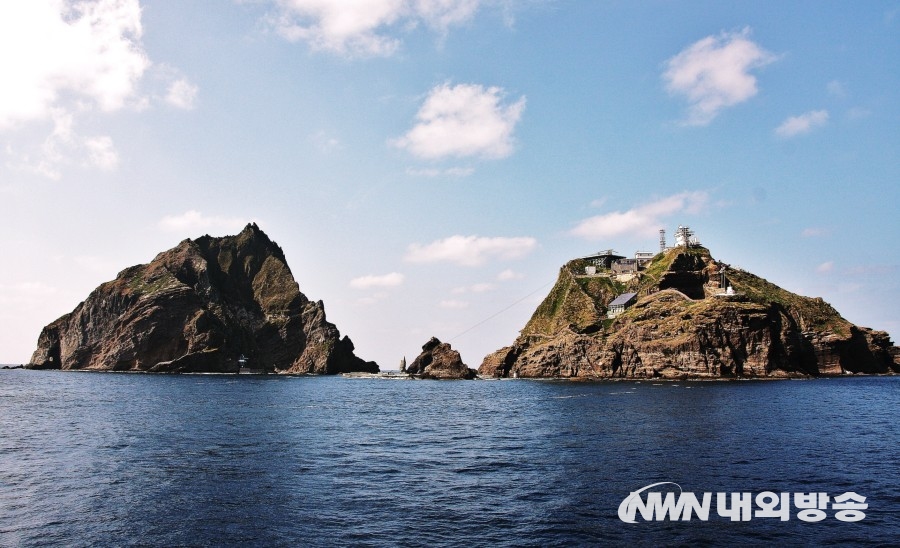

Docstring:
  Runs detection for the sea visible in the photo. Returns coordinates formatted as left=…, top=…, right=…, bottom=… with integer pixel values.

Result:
left=0, top=369, right=897, bottom=547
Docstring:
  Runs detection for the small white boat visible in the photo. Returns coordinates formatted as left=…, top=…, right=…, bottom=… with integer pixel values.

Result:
left=237, top=354, right=264, bottom=374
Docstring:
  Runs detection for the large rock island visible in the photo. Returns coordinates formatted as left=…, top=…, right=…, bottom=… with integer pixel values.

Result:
left=480, top=242, right=899, bottom=379
left=27, top=224, right=378, bottom=374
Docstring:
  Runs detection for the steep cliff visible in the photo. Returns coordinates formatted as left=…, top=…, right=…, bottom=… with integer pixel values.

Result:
left=480, top=247, right=899, bottom=379
left=27, top=224, right=378, bottom=374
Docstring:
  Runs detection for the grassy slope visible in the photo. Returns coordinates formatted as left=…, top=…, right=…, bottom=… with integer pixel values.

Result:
left=726, top=267, right=851, bottom=336
left=521, top=247, right=851, bottom=341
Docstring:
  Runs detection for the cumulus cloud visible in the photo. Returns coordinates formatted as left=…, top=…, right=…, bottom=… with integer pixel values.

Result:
left=392, top=83, right=525, bottom=160
left=83, top=136, right=119, bottom=170
left=158, top=210, right=253, bottom=234
left=570, top=191, right=709, bottom=240
left=496, top=268, right=524, bottom=281
left=265, top=0, right=485, bottom=57
left=0, top=1, right=194, bottom=177
left=663, top=27, right=776, bottom=125
left=405, top=234, right=537, bottom=267
left=0, top=0, right=149, bottom=129
left=8, top=110, right=118, bottom=179
left=350, top=272, right=406, bottom=289
left=775, top=110, right=829, bottom=138
left=406, top=166, right=475, bottom=178
left=816, top=261, right=834, bottom=274
left=165, top=78, right=199, bottom=110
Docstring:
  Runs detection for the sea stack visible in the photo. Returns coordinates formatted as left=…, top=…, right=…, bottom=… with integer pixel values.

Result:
left=27, top=224, right=378, bottom=374
left=480, top=242, right=899, bottom=379
left=407, top=337, right=477, bottom=379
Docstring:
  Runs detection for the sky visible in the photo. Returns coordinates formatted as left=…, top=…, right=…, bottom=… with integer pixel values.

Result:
left=1, top=1, right=898, bottom=368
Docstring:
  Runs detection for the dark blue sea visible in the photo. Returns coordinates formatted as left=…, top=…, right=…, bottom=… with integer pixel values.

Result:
left=1, top=370, right=898, bottom=546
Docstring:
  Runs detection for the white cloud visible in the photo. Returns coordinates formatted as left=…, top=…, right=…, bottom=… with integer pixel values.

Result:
left=570, top=191, right=709, bottom=240
left=8, top=110, right=118, bottom=179
left=357, top=291, right=389, bottom=306
left=392, top=83, right=525, bottom=160
left=165, top=78, right=199, bottom=110
left=0, top=1, right=198, bottom=177
left=309, top=130, right=341, bottom=153
left=350, top=272, right=406, bottom=289
left=406, top=166, right=475, bottom=178
left=451, top=282, right=495, bottom=294
left=0, top=0, right=149, bottom=129
left=439, top=299, right=469, bottom=309
left=826, top=80, right=847, bottom=98
left=845, top=106, right=871, bottom=121
left=816, top=261, right=834, bottom=274
left=496, top=268, right=523, bottom=281
left=83, top=136, right=119, bottom=170
left=265, top=0, right=485, bottom=57
left=663, top=28, right=776, bottom=126
left=158, top=210, right=253, bottom=234
left=801, top=227, right=828, bottom=238
left=775, top=110, right=829, bottom=137
left=405, top=234, right=537, bottom=267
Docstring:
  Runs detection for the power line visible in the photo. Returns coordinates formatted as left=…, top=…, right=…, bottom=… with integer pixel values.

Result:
left=449, top=280, right=554, bottom=342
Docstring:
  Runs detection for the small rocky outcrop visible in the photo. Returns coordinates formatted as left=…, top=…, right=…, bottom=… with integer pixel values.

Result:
left=407, top=337, right=477, bottom=379
left=27, top=224, right=378, bottom=374
left=480, top=246, right=899, bottom=379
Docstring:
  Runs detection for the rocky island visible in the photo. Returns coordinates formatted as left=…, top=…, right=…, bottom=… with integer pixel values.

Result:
left=407, top=337, right=477, bottom=380
left=27, top=224, right=378, bottom=374
left=480, top=228, right=899, bottom=379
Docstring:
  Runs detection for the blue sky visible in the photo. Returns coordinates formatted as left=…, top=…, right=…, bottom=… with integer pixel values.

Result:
left=1, top=1, right=898, bottom=367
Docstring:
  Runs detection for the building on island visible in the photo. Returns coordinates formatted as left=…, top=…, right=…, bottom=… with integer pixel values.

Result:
left=582, top=250, right=625, bottom=269
left=674, top=225, right=700, bottom=247
left=582, top=250, right=657, bottom=279
left=607, top=292, right=638, bottom=318
left=634, top=251, right=655, bottom=266
left=611, top=259, right=638, bottom=274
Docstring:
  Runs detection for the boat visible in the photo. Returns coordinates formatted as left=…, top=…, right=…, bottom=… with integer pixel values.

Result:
left=237, top=354, right=264, bottom=375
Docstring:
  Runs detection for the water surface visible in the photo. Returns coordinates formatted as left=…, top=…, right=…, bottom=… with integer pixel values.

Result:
left=1, top=371, right=897, bottom=546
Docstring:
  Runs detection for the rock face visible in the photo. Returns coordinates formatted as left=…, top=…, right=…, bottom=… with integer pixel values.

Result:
left=27, top=224, right=378, bottom=374
left=480, top=247, right=899, bottom=379
left=407, top=337, right=476, bottom=379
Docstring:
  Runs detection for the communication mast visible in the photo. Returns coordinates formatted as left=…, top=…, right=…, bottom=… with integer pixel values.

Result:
left=659, top=229, right=666, bottom=253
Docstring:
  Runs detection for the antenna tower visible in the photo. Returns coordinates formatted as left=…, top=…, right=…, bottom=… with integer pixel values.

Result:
left=659, top=229, right=666, bottom=253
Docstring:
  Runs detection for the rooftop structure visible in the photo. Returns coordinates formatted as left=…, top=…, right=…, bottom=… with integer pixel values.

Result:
left=635, top=251, right=655, bottom=265
left=582, top=250, right=625, bottom=269
left=607, top=292, right=638, bottom=318
left=674, top=225, right=700, bottom=247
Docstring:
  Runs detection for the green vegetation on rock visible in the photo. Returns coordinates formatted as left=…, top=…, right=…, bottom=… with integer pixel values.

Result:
left=480, top=244, right=897, bottom=379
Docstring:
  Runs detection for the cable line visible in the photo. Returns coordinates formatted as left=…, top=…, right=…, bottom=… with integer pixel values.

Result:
left=449, top=280, right=554, bottom=342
